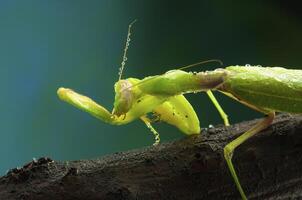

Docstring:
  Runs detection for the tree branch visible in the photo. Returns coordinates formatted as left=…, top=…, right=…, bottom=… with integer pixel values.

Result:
left=1, top=114, right=302, bottom=200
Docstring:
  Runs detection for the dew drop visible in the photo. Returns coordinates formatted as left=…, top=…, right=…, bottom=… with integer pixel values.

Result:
left=245, top=64, right=251, bottom=67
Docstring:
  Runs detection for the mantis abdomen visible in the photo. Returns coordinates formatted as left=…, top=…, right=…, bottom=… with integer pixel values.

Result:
left=221, top=66, right=302, bottom=113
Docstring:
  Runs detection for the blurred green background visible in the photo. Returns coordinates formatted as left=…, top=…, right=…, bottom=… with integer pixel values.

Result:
left=0, top=1, right=301, bottom=175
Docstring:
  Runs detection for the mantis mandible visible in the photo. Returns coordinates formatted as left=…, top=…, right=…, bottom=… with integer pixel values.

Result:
left=57, top=21, right=302, bottom=199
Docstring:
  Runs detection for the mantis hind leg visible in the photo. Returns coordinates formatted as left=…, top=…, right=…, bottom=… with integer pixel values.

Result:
left=224, top=112, right=275, bottom=200
left=206, top=91, right=230, bottom=126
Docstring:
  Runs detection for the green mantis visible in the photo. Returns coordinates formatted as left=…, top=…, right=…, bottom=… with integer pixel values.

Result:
left=57, top=22, right=302, bottom=199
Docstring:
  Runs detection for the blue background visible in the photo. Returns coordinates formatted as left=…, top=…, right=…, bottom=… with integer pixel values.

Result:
left=0, top=1, right=301, bottom=175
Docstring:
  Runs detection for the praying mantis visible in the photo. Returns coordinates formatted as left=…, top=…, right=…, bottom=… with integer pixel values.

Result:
left=57, top=21, right=302, bottom=199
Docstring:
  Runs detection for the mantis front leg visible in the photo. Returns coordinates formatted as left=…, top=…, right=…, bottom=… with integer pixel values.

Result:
left=57, top=88, right=118, bottom=124
left=57, top=86, right=201, bottom=145
left=57, top=87, right=168, bottom=126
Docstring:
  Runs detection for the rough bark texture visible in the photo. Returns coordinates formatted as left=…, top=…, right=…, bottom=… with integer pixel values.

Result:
left=0, top=114, right=302, bottom=200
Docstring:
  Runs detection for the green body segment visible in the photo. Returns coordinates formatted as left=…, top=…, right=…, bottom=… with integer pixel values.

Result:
left=221, top=66, right=302, bottom=113
left=57, top=88, right=115, bottom=124
left=136, top=70, right=226, bottom=96
left=57, top=87, right=168, bottom=125
left=153, top=95, right=200, bottom=135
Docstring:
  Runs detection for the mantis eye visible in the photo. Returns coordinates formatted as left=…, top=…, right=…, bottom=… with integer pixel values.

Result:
left=113, top=80, right=134, bottom=116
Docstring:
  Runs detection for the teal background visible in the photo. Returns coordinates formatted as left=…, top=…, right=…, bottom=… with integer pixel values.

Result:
left=0, top=1, right=301, bottom=175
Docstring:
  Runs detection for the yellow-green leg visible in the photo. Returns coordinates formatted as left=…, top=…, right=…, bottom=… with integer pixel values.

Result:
left=141, top=116, right=160, bottom=145
left=206, top=90, right=230, bottom=126
left=224, top=112, right=275, bottom=200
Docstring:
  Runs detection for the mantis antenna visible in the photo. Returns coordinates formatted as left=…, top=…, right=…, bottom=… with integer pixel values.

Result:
left=177, top=59, right=223, bottom=70
left=118, top=19, right=137, bottom=80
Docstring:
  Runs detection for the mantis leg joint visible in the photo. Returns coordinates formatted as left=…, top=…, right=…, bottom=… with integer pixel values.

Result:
left=224, top=144, right=234, bottom=160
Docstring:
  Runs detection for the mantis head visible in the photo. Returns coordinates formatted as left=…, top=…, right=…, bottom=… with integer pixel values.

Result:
left=113, top=80, right=135, bottom=116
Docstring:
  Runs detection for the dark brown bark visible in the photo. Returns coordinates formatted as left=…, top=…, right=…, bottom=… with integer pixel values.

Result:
left=0, top=114, right=302, bottom=200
